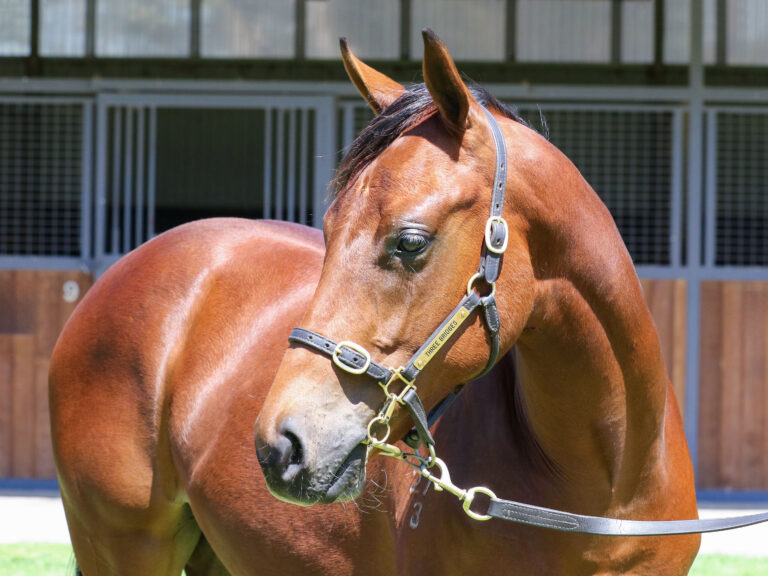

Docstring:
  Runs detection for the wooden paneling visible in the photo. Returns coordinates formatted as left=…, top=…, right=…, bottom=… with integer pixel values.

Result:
left=0, top=335, right=13, bottom=477
left=11, top=334, right=35, bottom=477
left=0, top=270, right=92, bottom=478
left=640, top=279, right=688, bottom=421
left=698, top=281, right=768, bottom=491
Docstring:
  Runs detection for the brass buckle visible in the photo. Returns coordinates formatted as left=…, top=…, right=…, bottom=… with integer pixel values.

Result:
left=484, top=215, right=509, bottom=254
left=332, top=341, right=371, bottom=375
left=366, top=415, right=392, bottom=445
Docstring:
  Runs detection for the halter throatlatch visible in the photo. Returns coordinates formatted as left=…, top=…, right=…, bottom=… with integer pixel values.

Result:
left=286, top=106, right=768, bottom=535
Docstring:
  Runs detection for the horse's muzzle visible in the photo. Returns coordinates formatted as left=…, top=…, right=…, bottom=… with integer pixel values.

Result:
left=254, top=415, right=367, bottom=505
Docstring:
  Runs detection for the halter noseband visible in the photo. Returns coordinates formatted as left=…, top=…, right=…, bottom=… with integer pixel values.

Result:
left=288, top=105, right=508, bottom=457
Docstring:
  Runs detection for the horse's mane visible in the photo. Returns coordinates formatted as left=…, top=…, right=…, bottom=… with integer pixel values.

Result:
left=332, top=82, right=527, bottom=198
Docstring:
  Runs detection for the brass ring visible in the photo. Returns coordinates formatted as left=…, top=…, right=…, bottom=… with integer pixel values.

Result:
left=462, top=486, right=497, bottom=521
left=466, top=273, right=496, bottom=298
left=366, top=416, right=391, bottom=445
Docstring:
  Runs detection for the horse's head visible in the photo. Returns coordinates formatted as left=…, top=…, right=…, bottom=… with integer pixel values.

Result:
left=255, top=30, right=537, bottom=505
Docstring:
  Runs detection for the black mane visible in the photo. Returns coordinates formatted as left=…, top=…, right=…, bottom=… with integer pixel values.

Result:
left=332, top=83, right=527, bottom=197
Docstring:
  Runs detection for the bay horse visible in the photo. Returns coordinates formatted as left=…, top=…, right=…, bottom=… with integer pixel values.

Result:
left=51, top=29, right=701, bottom=575
left=254, top=30, right=701, bottom=575
left=50, top=219, right=397, bottom=575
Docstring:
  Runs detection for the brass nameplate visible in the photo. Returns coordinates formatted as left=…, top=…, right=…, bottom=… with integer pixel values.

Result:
left=414, top=306, right=471, bottom=370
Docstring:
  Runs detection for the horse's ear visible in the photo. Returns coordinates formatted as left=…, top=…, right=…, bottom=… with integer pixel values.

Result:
left=340, top=38, right=405, bottom=115
left=421, top=28, right=479, bottom=135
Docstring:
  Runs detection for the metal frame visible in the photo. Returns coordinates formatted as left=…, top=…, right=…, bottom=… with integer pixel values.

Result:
left=4, top=0, right=666, bottom=65
left=684, top=0, right=705, bottom=479
left=80, top=101, right=93, bottom=264
left=4, top=76, right=768, bottom=103
left=339, top=101, right=358, bottom=153
left=705, top=110, right=718, bottom=270
left=670, top=109, right=684, bottom=270
left=85, top=0, right=96, bottom=57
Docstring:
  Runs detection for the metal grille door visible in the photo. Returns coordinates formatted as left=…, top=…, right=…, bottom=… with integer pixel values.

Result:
left=709, top=110, right=768, bottom=267
left=518, top=105, right=681, bottom=267
left=0, top=99, right=90, bottom=263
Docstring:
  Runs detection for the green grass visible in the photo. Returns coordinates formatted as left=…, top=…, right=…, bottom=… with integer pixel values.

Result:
left=0, top=543, right=74, bottom=576
left=1, top=544, right=768, bottom=575
left=690, top=554, right=768, bottom=576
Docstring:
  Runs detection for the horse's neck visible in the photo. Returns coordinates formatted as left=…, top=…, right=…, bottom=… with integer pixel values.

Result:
left=511, top=173, right=669, bottom=503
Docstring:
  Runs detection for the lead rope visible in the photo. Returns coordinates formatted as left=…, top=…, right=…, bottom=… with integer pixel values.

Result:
left=287, top=106, right=768, bottom=535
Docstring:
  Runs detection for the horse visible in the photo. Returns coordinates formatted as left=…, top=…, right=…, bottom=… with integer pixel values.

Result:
left=50, top=219, right=398, bottom=575
left=254, top=29, right=701, bottom=575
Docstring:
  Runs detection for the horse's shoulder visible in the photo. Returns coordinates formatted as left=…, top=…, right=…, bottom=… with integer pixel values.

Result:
left=54, top=218, right=323, bottom=365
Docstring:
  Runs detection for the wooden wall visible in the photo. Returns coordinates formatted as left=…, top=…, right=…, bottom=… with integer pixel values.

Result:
left=641, top=279, right=768, bottom=491
left=641, top=279, right=688, bottom=421
left=0, top=270, right=92, bottom=478
left=698, top=281, right=768, bottom=491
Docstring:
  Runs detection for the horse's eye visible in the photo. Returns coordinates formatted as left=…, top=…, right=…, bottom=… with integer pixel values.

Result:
left=396, top=231, right=430, bottom=254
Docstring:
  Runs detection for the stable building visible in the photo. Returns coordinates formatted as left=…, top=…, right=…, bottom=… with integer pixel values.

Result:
left=1, top=0, right=768, bottom=498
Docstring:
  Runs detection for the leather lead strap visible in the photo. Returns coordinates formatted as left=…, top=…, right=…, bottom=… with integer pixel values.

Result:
left=485, top=498, right=768, bottom=536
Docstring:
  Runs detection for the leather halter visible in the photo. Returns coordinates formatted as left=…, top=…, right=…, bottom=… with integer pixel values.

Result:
left=286, top=105, right=768, bottom=536
left=289, top=105, right=506, bottom=450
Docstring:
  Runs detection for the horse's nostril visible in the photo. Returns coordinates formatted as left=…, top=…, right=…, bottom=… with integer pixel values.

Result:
left=275, top=418, right=308, bottom=484
left=255, top=417, right=309, bottom=489
left=284, top=430, right=304, bottom=467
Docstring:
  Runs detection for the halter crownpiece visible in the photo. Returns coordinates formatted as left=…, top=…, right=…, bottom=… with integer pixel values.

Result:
left=287, top=105, right=768, bottom=535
